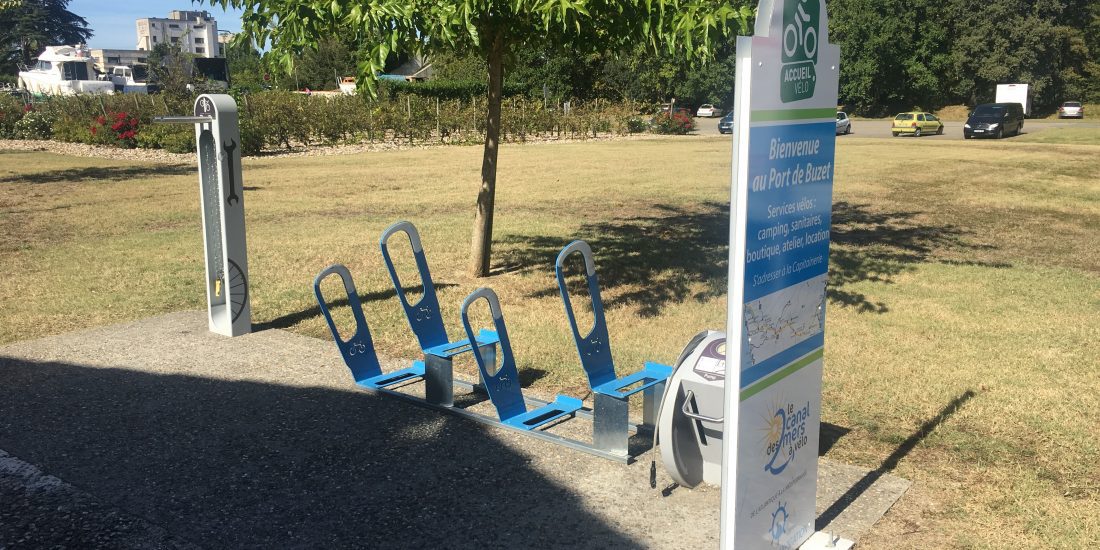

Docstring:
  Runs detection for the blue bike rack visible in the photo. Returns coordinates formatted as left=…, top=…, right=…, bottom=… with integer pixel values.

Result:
left=556, top=240, right=673, bottom=456
left=313, top=264, right=426, bottom=389
left=460, top=288, right=583, bottom=431
left=379, top=221, right=500, bottom=407
left=310, top=229, right=657, bottom=463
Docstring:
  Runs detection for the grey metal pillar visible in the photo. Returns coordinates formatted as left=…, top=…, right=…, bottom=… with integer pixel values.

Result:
left=423, top=343, right=495, bottom=407
left=423, top=354, right=454, bottom=407
left=593, top=393, right=630, bottom=457
left=642, top=380, right=666, bottom=428
left=155, top=94, right=251, bottom=337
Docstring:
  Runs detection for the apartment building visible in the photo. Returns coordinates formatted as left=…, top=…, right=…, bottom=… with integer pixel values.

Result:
left=88, top=49, right=149, bottom=73
left=216, top=32, right=236, bottom=57
left=136, top=10, right=220, bottom=58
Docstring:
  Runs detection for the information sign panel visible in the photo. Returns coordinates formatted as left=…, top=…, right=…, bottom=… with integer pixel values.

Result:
left=720, top=0, right=840, bottom=548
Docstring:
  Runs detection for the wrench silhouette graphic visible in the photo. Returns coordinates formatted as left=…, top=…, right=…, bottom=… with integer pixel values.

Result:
left=223, top=139, right=239, bottom=206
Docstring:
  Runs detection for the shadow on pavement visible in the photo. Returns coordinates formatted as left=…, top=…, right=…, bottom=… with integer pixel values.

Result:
left=0, top=356, right=639, bottom=549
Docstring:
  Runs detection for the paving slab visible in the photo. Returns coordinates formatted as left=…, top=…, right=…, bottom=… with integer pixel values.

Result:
left=0, top=312, right=909, bottom=548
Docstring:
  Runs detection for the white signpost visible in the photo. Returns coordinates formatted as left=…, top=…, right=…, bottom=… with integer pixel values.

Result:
left=720, top=0, right=844, bottom=548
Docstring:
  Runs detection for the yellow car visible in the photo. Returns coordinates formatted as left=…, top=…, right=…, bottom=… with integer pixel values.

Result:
left=892, top=112, right=944, bottom=137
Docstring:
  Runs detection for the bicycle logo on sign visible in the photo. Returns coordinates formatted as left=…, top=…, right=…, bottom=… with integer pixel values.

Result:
left=780, top=0, right=819, bottom=103
left=783, top=1, right=817, bottom=62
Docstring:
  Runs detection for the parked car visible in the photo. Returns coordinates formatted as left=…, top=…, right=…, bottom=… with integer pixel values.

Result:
left=1057, top=101, right=1084, bottom=119
left=835, top=111, right=852, bottom=135
left=892, top=112, right=943, bottom=137
left=963, top=103, right=1024, bottom=139
left=718, top=112, right=734, bottom=134
left=696, top=104, right=721, bottom=117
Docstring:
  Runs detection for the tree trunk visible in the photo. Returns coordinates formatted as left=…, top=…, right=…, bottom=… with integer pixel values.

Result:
left=468, top=31, right=505, bottom=277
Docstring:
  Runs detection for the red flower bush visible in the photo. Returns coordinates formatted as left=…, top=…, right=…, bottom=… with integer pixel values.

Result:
left=89, top=111, right=139, bottom=147
left=651, top=112, right=695, bottom=135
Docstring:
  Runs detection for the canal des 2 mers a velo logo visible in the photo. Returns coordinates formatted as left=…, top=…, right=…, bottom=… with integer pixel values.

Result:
left=764, top=400, right=811, bottom=474
left=781, top=0, right=819, bottom=103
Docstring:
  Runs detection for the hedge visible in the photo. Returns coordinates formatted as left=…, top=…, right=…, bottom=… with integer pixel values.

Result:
left=4, top=90, right=655, bottom=156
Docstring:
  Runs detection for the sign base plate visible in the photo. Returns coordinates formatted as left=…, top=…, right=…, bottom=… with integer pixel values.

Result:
left=799, top=531, right=855, bottom=550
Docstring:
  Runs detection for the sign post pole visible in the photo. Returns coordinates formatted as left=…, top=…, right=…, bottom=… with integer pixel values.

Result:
left=720, top=0, right=845, bottom=548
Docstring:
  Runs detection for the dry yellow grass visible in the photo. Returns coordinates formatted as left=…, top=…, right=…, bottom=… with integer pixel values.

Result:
left=1, top=133, right=1098, bottom=547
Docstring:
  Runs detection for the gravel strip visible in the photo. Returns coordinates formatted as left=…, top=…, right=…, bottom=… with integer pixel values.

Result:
left=1, top=132, right=674, bottom=165
left=0, top=139, right=192, bottom=164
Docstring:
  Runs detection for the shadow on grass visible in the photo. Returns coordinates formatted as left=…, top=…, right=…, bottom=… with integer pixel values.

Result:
left=819, top=422, right=852, bottom=456
left=0, top=356, right=638, bottom=548
left=0, top=164, right=193, bottom=185
left=496, top=202, right=729, bottom=317
left=815, top=389, right=977, bottom=531
left=253, top=283, right=457, bottom=331
left=828, top=201, right=1007, bottom=313
left=497, top=200, right=1005, bottom=316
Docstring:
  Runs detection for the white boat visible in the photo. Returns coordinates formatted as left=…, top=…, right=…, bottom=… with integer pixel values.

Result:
left=17, top=45, right=115, bottom=96
left=102, top=65, right=152, bottom=94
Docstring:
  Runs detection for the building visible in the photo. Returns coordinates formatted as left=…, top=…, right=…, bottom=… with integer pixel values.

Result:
left=389, top=57, right=433, bottom=82
left=88, top=49, right=149, bottom=73
left=136, top=10, right=220, bottom=58
left=216, top=31, right=236, bottom=57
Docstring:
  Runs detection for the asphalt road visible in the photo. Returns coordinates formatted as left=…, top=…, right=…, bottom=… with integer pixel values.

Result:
left=693, top=116, right=1098, bottom=140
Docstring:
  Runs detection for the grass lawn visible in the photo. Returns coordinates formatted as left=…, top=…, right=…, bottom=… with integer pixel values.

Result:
left=1016, top=126, right=1100, bottom=145
left=1, top=133, right=1098, bottom=547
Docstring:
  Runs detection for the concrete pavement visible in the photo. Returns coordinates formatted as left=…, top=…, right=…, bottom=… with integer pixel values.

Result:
left=0, top=311, right=910, bottom=548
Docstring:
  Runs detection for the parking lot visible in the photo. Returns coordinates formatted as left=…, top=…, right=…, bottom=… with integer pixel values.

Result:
left=693, top=116, right=1098, bottom=140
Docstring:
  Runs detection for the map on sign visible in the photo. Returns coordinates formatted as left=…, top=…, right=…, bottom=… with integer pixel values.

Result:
left=742, top=274, right=827, bottom=366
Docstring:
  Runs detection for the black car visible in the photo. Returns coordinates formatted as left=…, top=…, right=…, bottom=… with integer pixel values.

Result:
left=718, top=112, right=734, bottom=134
left=964, top=103, right=1024, bottom=139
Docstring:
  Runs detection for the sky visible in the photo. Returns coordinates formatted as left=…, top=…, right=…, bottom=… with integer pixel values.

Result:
left=67, top=1, right=246, bottom=50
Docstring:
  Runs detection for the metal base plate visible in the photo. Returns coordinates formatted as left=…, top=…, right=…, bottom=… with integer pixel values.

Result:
left=360, top=377, right=645, bottom=463
left=799, top=531, right=855, bottom=550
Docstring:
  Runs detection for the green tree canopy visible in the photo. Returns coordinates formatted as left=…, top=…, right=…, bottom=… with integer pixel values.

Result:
left=204, top=0, right=751, bottom=276
left=829, top=0, right=1100, bottom=113
left=0, top=0, right=92, bottom=73
left=146, top=43, right=196, bottom=98
left=947, top=0, right=1095, bottom=109
left=223, top=37, right=267, bottom=91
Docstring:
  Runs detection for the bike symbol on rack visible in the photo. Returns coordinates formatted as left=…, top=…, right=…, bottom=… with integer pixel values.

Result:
left=584, top=335, right=602, bottom=357
left=347, top=340, right=368, bottom=356
left=414, top=305, right=433, bottom=322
